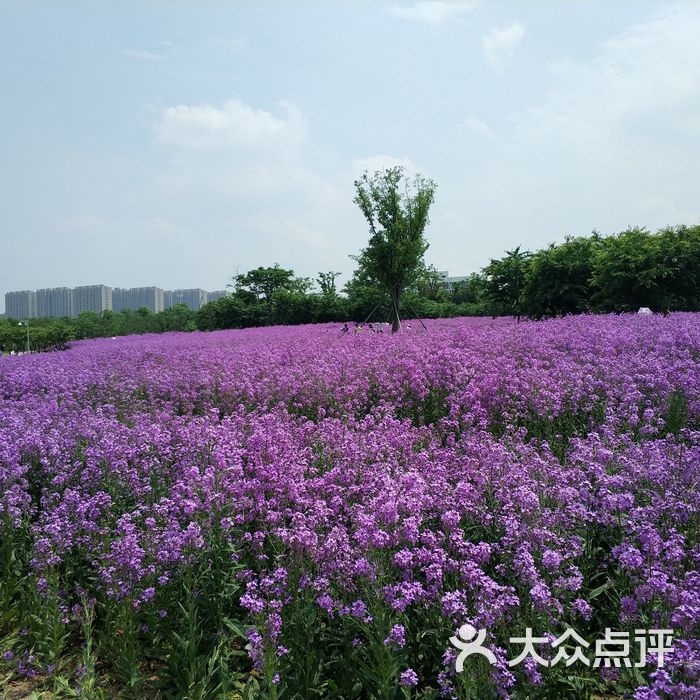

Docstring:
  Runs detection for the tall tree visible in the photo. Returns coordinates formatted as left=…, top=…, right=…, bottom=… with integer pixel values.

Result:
left=352, top=166, right=436, bottom=332
left=523, top=235, right=600, bottom=318
left=483, top=247, right=532, bottom=320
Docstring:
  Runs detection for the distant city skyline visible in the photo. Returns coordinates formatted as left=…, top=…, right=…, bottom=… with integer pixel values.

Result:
left=3, top=284, right=229, bottom=318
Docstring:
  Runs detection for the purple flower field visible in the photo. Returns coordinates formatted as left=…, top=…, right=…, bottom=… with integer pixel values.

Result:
left=1, top=314, right=699, bottom=698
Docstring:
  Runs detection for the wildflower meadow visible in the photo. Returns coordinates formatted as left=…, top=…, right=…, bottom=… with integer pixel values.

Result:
left=1, top=314, right=699, bottom=699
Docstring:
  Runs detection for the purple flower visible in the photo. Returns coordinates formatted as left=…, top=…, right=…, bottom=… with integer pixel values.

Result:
left=571, top=598, right=593, bottom=620
left=384, top=624, right=406, bottom=648
left=541, top=549, right=563, bottom=572
left=400, top=668, right=419, bottom=687
left=317, top=594, right=334, bottom=615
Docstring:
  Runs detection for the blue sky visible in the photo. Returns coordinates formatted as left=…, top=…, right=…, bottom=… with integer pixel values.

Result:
left=2, top=1, right=699, bottom=311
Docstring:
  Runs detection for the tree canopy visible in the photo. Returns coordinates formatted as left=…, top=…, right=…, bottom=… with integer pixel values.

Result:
left=483, top=247, right=532, bottom=320
left=523, top=236, right=600, bottom=319
left=231, top=265, right=310, bottom=306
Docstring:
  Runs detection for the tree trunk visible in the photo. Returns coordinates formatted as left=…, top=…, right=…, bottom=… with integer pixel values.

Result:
left=390, top=286, right=401, bottom=333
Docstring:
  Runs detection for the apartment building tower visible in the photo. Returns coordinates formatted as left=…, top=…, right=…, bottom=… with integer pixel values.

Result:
left=73, top=285, right=112, bottom=315
left=111, top=288, right=128, bottom=313
left=5, top=290, right=37, bottom=319
left=36, top=287, right=73, bottom=318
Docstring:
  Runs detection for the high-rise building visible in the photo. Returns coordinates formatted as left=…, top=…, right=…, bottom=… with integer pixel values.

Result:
left=207, top=290, right=228, bottom=303
left=165, top=288, right=208, bottom=310
left=112, top=288, right=128, bottom=313
left=73, top=285, right=112, bottom=315
left=5, top=290, right=37, bottom=319
left=112, top=287, right=164, bottom=314
left=36, top=287, right=73, bottom=318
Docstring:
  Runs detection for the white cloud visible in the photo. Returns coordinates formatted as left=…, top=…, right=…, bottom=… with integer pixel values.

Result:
left=386, top=1, right=475, bottom=26
left=154, top=99, right=307, bottom=150
left=515, top=5, right=700, bottom=150
left=470, top=4, right=700, bottom=241
left=122, top=49, right=167, bottom=62
left=482, top=22, right=525, bottom=70
left=150, top=96, right=357, bottom=273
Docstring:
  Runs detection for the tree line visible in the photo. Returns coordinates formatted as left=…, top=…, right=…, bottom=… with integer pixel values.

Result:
left=3, top=223, right=699, bottom=352
left=483, top=225, right=700, bottom=320
left=198, top=224, right=700, bottom=330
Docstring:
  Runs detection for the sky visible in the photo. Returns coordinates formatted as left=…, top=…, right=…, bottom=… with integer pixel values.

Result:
left=1, top=0, right=700, bottom=312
